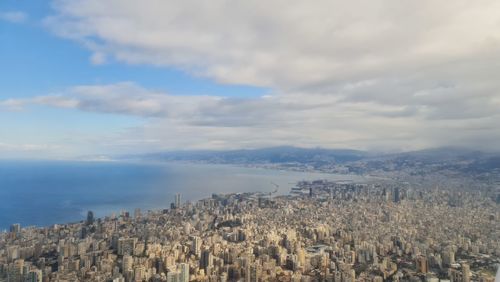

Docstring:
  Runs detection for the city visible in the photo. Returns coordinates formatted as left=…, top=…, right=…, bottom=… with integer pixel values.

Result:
left=1, top=177, right=498, bottom=282
left=1, top=0, right=500, bottom=281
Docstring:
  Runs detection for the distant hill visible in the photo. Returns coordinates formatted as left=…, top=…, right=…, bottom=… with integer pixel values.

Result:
left=354, top=147, right=500, bottom=174
left=121, top=146, right=500, bottom=174
left=123, top=146, right=368, bottom=164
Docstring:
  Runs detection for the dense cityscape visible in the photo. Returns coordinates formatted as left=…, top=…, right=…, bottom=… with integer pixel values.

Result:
left=2, top=1, right=500, bottom=281
left=1, top=175, right=498, bottom=282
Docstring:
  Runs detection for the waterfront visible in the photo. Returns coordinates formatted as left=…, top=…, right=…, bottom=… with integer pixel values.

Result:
left=0, top=160, right=365, bottom=230
left=1, top=177, right=498, bottom=281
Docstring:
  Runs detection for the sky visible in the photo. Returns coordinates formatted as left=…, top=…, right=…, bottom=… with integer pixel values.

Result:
left=1, top=0, right=500, bottom=159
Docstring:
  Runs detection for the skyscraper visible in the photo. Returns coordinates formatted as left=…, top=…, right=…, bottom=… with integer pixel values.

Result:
left=10, top=223, right=20, bottom=234
left=200, top=249, right=213, bottom=270
left=86, top=211, right=95, bottom=225
left=393, top=187, right=400, bottom=203
left=174, top=193, right=182, bottom=209
left=191, top=236, right=201, bottom=257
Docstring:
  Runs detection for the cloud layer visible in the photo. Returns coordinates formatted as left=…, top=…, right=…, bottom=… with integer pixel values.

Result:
left=3, top=81, right=499, bottom=152
left=4, top=0, right=500, bottom=155
left=45, top=0, right=500, bottom=89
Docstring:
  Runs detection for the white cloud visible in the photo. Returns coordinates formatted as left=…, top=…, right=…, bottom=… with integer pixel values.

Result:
left=6, top=0, right=495, bottom=153
left=0, top=11, right=27, bottom=23
left=2, top=82, right=499, bottom=152
left=44, top=1, right=500, bottom=89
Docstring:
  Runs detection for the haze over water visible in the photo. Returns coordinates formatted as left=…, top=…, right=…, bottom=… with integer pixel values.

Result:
left=0, top=161, right=365, bottom=230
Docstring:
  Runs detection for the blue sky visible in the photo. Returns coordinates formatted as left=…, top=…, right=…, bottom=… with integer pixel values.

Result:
left=0, top=1, right=267, bottom=98
left=0, top=1, right=268, bottom=158
left=1, top=1, right=499, bottom=158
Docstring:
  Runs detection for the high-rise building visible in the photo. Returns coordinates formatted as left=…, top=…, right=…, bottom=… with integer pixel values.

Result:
left=443, top=250, right=455, bottom=265
left=174, top=193, right=182, bottom=209
left=450, top=268, right=464, bottom=282
left=200, top=249, right=213, bottom=270
left=179, top=263, right=189, bottom=282
left=10, top=223, right=21, bottom=234
left=118, top=238, right=137, bottom=256
left=122, top=255, right=133, bottom=272
left=393, top=187, right=400, bottom=203
left=26, top=269, right=43, bottom=282
left=191, top=236, right=201, bottom=257
left=86, top=211, right=95, bottom=225
left=7, top=259, right=24, bottom=282
left=166, top=270, right=180, bottom=282
left=462, top=263, right=471, bottom=282
left=134, top=208, right=141, bottom=219
left=416, top=255, right=428, bottom=273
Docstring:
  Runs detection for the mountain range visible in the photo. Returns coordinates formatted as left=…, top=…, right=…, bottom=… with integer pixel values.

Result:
left=119, top=146, right=500, bottom=174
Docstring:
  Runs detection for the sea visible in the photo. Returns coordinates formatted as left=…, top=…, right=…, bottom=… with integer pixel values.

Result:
left=0, top=160, right=366, bottom=230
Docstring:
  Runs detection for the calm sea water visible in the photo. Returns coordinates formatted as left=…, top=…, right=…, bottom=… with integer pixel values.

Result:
left=0, top=161, right=364, bottom=230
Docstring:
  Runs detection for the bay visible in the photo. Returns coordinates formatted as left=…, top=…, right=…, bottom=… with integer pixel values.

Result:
left=0, top=160, right=365, bottom=230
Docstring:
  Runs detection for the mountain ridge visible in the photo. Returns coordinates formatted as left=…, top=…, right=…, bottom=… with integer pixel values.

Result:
left=117, top=146, right=500, bottom=173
